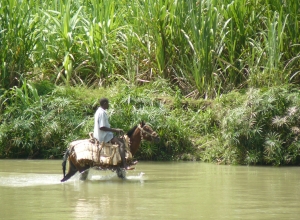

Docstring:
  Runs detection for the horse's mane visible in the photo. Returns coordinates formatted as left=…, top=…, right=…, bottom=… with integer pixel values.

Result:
left=126, top=125, right=138, bottom=137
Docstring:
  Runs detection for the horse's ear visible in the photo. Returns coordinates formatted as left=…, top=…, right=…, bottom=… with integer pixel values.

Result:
left=140, top=121, right=145, bottom=127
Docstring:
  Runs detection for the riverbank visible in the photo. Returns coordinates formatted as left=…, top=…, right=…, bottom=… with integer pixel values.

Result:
left=1, top=80, right=299, bottom=165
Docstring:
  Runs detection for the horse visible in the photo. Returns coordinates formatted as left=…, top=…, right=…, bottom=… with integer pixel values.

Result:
left=60, top=121, right=159, bottom=182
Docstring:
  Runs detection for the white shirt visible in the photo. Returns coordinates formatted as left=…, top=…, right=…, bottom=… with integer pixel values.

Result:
left=93, top=107, right=114, bottom=142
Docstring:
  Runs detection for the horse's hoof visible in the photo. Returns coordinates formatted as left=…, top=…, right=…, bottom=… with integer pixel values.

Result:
left=79, top=170, right=89, bottom=181
left=116, top=168, right=126, bottom=179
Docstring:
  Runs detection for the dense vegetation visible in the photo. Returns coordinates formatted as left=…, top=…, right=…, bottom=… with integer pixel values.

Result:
left=1, top=81, right=299, bottom=165
left=0, top=0, right=299, bottom=165
left=0, top=80, right=194, bottom=160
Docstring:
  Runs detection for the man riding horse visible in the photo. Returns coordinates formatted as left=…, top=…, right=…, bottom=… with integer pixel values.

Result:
left=94, top=98, right=135, bottom=170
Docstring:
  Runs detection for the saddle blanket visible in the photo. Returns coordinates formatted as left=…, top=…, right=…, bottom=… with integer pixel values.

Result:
left=69, top=137, right=132, bottom=166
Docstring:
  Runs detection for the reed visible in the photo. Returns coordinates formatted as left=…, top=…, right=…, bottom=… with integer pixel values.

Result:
left=181, top=0, right=219, bottom=97
left=1, top=0, right=299, bottom=93
left=42, top=0, right=83, bottom=86
left=81, top=0, right=121, bottom=82
left=0, top=0, right=40, bottom=89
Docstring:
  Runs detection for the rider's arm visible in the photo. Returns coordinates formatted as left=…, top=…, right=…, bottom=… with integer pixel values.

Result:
left=100, top=127, right=123, bottom=133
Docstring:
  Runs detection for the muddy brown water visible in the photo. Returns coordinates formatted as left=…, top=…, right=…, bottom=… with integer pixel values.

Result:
left=0, top=160, right=299, bottom=219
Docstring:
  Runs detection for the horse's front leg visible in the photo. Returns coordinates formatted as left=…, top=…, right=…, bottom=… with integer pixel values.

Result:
left=78, top=165, right=91, bottom=181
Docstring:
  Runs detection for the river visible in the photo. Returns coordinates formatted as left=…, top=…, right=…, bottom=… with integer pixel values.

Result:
left=0, top=160, right=299, bottom=219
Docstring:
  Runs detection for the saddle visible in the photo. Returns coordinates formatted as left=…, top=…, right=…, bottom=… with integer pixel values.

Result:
left=69, top=133, right=132, bottom=167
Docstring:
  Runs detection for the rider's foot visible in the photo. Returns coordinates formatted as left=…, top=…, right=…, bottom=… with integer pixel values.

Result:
left=131, top=161, right=138, bottom=165
left=125, top=166, right=135, bottom=170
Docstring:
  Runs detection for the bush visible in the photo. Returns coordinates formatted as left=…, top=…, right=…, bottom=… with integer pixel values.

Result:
left=199, top=86, right=300, bottom=165
left=0, top=81, right=95, bottom=158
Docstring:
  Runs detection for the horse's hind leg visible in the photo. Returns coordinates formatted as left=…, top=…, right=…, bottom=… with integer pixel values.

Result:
left=61, top=160, right=78, bottom=182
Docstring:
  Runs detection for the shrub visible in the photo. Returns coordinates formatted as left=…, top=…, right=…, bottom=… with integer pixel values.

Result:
left=0, top=80, right=194, bottom=160
left=201, top=86, right=300, bottom=165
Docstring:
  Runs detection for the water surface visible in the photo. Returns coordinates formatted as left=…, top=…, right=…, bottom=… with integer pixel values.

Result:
left=0, top=160, right=299, bottom=219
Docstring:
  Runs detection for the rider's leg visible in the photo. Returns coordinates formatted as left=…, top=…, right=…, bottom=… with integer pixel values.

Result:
left=118, top=142, right=127, bottom=168
left=111, top=137, right=128, bottom=169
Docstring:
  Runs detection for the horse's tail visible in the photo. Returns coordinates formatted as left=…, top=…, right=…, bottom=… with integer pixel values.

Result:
left=62, top=148, right=70, bottom=178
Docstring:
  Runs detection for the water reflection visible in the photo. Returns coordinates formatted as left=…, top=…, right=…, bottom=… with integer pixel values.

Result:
left=71, top=171, right=146, bottom=219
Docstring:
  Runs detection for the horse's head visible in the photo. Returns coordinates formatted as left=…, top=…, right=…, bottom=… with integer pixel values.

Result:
left=127, top=121, right=160, bottom=156
left=138, top=121, right=160, bottom=143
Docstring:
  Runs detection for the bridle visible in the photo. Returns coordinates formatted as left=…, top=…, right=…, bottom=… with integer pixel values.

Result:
left=137, top=124, right=158, bottom=140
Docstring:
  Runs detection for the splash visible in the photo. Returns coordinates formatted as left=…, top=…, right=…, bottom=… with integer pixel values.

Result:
left=126, top=172, right=146, bottom=181
left=0, top=170, right=147, bottom=187
left=0, top=173, right=62, bottom=187
left=88, top=170, right=146, bottom=182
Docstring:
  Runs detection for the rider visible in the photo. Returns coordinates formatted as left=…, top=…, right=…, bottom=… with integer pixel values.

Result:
left=94, top=98, right=134, bottom=170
